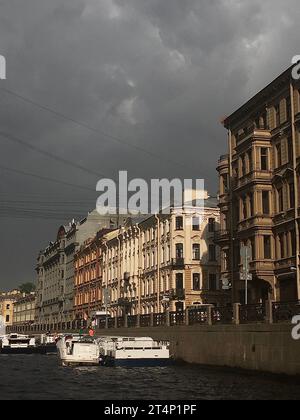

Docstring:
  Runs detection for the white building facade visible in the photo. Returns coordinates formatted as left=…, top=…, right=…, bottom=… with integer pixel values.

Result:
left=102, top=194, right=230, bottom=317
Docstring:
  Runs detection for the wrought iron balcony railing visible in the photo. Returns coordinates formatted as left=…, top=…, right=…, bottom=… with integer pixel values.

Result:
left=171, top=258, right=185, bottom=268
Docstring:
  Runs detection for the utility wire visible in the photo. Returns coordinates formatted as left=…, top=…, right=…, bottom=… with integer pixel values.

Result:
left=0, top=130, right=107, bottom=178
left=0, top=165, right=96, bottom=192
left=0, top=86, right=186, bottom=170
left=1, top=199, right=95, bottom=205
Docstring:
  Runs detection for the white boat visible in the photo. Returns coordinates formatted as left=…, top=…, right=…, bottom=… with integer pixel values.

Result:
left=97, top=336, right=172, bottom=367
left=37, top=334, right=58, bottom=355
left=0, top=334, right=37, bottom=354
left=56, top=335, right=100, bottom=366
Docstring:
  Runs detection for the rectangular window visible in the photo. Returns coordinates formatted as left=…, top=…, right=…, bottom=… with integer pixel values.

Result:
left=242, top=196, right=247, bottom=220
left=262, top=191, right=270, bottom=215
left=276, top=143, right=282, bottom=167
left=279, top=234, right=285, bottom=259
left=289, top=183, right=295, bottom=209
left=6, top=304, right=10, bottom=310
left=176, top=216, right=183, bottom=230
left=223, top=250, right=229, bottom=271
left=248, top=150, right=253, bottom=173
left=291, top=231, right=296, bottom=257
left=251, top=238, right=256, bottom=261
left=261, top=148, right=268, bottom=170
left=192, top=217, right=200, bottom=231
left=193, top=273, right=201, bottom=291
left=264, top=236, right=272, bottom=259
left=6, top=315, right=9, bottom=323
left=222, top=175, right=228, bottom=193
left=249, top=193, right=254, bottom=217
left=275, top=104, right=280, bottom=127
left=176, top=273, right=184, bottom=290
left=209, top=245, right=216, bottom=261
left=287, top=136, right=293, bottom=163
left=176, top=243, right=184, bottom=259
left=209, top=274, right=217, bottom=291
left=192, top=244, right=200, bottom=261
left=286, top=96, right=291, bottom=121
left=278, top=187, right=284, bottom=213
left=241, top=154, right=246, bottom=177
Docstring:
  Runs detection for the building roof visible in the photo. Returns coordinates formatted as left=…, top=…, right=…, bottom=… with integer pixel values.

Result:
left=222, top=65, right=293, bottom=129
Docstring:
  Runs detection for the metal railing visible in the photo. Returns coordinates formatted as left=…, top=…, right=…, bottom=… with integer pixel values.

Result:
left=240, top=304, right=266, bottom=324
left=117, top=317, right=125, bottom=328
left=153, top=313, right=166, bottom=327
left=273, top=301, right=300, bottom=323
left=170, top=311, right=185, bottom=326
left=127, top=315, right=138, bottom=328
left=9, top=300, right=300, bottom=333
left=214, top=230, right=230, bottom=242
left=188, top=307, right=208, bottom=325
left=107, top=317, right=115, bottom=329
left=212, top=306, right=234, bottom=324
left=140, top=314, right=151, bottom=327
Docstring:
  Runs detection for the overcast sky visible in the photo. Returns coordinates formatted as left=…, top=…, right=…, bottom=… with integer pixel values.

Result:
left=0, top=0, right=299, bottom=290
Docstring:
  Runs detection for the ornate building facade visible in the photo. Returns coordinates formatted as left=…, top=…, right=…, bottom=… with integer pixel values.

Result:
left=12, top=293, right=36, bottom=327
left=0, top=290, right=22, bottom=327
left=35, top=211, right=123, bottom=328
left=217, top=66, right=300, bottom=303
left=74, top=229, right=112, bottom=321
left=98, top=193, right=227, bottom=319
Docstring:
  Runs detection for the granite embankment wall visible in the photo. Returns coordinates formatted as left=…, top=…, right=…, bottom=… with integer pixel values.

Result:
left=97, top=323, right=300, bottom=376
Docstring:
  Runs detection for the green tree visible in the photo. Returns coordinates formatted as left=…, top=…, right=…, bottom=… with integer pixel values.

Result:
left=18, top=282, right=36, bottom=294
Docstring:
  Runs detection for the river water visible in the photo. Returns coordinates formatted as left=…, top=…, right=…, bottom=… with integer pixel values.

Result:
left=0, top=355, right=299, bottom=400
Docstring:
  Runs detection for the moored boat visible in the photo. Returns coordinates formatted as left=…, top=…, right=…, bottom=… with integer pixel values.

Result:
left=37, top=334, right=58, bottom=355
left=56, top=335, right=100, bottom=366
left=0, top=334, right=38, bottom=355
left=97, top=336, right=172, bottom=367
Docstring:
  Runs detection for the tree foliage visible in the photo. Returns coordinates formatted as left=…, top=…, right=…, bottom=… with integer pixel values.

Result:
left=18, top=283, right=36, bottom=294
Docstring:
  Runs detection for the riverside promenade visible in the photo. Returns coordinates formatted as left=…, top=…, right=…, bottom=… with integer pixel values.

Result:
left=8, top=301, right=300, bottom=376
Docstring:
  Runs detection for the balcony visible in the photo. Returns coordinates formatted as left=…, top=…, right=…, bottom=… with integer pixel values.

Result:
left=217, top=154, right=229, bottom=171
left=238, top=215, right=273, bottom=233
left=118, top=298, right=131, bottom=308
left=235, top=170, right=273, bottom=191
left=236, top=127, right=270, bottom=146
left=274, top=257, right=297, bottom=274
left=171, top=258, right=185, bottom=268
left=249, top=260, right=274, bottom=274
left=171, top=288, right=185, bottom=300
left=214, top=230, right=230, bottom=243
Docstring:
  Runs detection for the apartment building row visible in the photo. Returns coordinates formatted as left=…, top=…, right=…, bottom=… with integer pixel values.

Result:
left=0, top=290, right=36, bottom=327
left=35, top=210, right=126, bottom=326
left=217, top=65, right=300, bottom=304
left=74, top=194, right=228, bottom=323
left=32, top=193, right=227, bottom=326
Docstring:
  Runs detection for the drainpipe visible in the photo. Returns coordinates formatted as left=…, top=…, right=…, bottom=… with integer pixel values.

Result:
left=290, top=81, right=300, bottom=300
left=155, top=214, right=161, bottom=313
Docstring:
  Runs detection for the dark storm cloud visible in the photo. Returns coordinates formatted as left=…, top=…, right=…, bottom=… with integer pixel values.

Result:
left=0, top=0, right=299, bottom=289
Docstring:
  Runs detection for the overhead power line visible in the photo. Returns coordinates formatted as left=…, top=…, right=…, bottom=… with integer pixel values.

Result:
left=0, top=86, right=186, bottom=170
left=1, top=199, right=94, bottom=205
left=0, top=165, right=96, bottom=192
left=0, top=130, right=107, bottom=178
